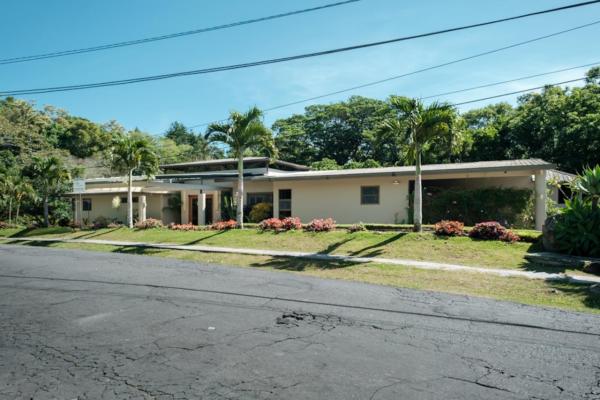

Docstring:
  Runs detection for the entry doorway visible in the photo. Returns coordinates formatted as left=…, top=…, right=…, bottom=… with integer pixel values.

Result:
left=188, top=195, right=213, bottom=225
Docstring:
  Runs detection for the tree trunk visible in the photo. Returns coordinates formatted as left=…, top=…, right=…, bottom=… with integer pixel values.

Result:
left=43, top=195, right=49, bottom=227
left=15, top=201, right=20, bottom=223
left=237, top=156, right=244, bottom=229
left=127, top=170, right=133, bottom=228
left=8, top=198, right=12, bottom=225
left=413, top=145, right=423, bottom=233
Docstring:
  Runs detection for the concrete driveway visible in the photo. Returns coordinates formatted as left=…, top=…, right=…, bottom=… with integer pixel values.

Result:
left=0, top=244, right=599, bottom=399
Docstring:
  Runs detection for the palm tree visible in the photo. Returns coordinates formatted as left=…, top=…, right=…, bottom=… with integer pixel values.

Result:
left=378, top=97, right=455, bottom=232
left=205, top=107, right=275, bottom=228
left=0, top=170, right=18, bottom=224
left=572, top=165, right=600, bottom=208
left=13, top=177, right=35, bottom=223
left=31, top=156, right=71, bottom=227
left=108, top=132, right=159, bottom=228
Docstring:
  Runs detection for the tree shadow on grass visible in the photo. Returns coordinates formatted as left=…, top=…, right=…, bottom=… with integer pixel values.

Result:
left=548, top=281, right=600, bottom=310
left=250, top=256, right=362, bottom=271
left=6, top=240, right=55, bottom=247
left=69, top=227, right=122, bottom=239
left=348, top=232, right=407, bottom=257
left=184, top=230, right=227, bottom=245
left=8, top=227, right=73, bottom=238
left=317, top=237, right=355, bottom=255
left=111, top=246, right=165, bottom=256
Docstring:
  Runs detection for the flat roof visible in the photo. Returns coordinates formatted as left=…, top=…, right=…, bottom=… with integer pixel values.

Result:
left=160, top=157, right=309, bottom=171
left=250, top=159, right=556, bottom=181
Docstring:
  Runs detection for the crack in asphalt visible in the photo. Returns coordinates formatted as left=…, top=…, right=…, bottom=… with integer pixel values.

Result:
left=2, top=273, right=598, bottom=337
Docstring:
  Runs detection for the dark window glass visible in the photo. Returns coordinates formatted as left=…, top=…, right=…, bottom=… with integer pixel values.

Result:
left=120, top=196, right=139, bottom=204
left=82, top=198, right=92, bottom=211
left=247, top=192, right=273, bottom=206
left=278, top=189, right=292, bottom=218
left=361, top=186, right=379, bottom=205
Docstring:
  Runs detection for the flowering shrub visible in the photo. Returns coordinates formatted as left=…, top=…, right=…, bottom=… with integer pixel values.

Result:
left=134, top=218, right=163, bottom=229
left=434, top=220, right=465, bottom=237
left=347, top=223, right=367, bottom=233
left=258, top=217, right=301, bottom=232
left=210, top=219, right=237, bottom=230
left=168, top=223, right=200, bottom=231
left=259, top=218, right=283, bottom=231
left=281, top=217, right=302, bottom=230
left=499, top=230, right=520, bottom=243
left=469, top=221, right=519, bottom=242
left=304, top=218, right=336, bottom=232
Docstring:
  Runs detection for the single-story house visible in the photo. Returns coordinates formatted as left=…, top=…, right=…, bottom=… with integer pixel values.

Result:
left=66, top=157, right=574, bottom=230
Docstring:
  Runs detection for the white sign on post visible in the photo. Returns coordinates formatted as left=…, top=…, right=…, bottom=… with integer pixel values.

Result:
left=72, top=179, right=86, bottom=193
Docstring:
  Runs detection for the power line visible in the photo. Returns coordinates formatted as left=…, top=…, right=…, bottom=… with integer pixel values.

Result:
left=0, top=0, right=361, bottom=65
left=451, top=77, right=586, bottom=106
left=2, top=1, right=600, bottom=96
left=420, top=62, right=599, bottom=100
left=187, top=21, right=600, bottom=129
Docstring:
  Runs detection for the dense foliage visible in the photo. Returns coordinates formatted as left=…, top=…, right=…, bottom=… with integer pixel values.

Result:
left=420, top=187, right=532, bottom=228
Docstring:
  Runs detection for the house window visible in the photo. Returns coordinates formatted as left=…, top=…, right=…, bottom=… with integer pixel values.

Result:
left=82, top=198, right=92, bottom=211
left=120, top=196, right=139, bottom=204
left=278, top=189, right=292, bottom=218
left=247, top=192, right=273, bottom=207
left=361, top=186, right=379, bottom=205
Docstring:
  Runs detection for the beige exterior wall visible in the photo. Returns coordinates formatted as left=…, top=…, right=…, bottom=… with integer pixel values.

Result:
left=271, top=176, right=409, bottom=224
left=77, top=193, right=166, bottom=224
left=79, top=169, right=546, bottom=225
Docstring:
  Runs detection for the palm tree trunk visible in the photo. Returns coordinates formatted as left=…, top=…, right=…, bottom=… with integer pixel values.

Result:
left=237, top=156, right=244, bottom=229
left=8, top=198, right=12, bottom=225
left=413, top=145, right=423, bottom=233
left=15, top=200, right=20, bottom=223
left=127, top=169, right=133, bottom=228
left=43, top=195, right=49, bottom=227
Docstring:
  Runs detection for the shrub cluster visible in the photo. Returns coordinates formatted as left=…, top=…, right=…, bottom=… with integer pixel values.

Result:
left=554, top=198, right=600, bottom=257
left=434, top=220, right=465, bottom=237
left=93, top=216, right=122, bottom=229
left=347, top=222, right=367, bottom=233
left=0, top=221, right=17, bottom=229
left=304, top=218, right=336, bottom=232
left=258, top=217, right=301, bottom=232
left=107, top=222, right=123, bottom=229
left=249, top=202, right=273, bottom=223
left=134, top=218, right=163, bottom=229
left=210, top=219, right=237, bottom=230
left=417, top=187, right=532, bottom=227
left=468, top=221, right=519, bottom=243
left=168, top=223, right=200, bottom=231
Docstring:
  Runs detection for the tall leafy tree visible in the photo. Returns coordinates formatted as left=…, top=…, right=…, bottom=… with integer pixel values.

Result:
left=30, top=156, right=71, bottom=227
left=108, top=132, right=159, bottom=228
left=206, top=107, right=275, bottom=228
left=378, top=97, right=455, bottom=232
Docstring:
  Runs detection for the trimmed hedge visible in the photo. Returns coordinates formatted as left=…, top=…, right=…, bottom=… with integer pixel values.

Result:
left=417, top=187, right=532, bottom=228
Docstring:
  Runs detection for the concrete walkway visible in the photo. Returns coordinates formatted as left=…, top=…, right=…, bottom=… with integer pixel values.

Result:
left=5, top=236, right=600, bottom=284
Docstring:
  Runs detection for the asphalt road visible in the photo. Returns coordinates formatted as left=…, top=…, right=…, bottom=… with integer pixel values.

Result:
left=0, top=244, right=599, bottom=400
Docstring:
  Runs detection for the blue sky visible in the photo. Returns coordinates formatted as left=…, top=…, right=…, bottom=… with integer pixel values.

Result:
left=1, top=0, right=599, bottom=135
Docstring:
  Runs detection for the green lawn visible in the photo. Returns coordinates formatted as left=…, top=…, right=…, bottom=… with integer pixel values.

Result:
left=1, top=226, right=541, bottom=270
left=5, top=239, right=599, bottom=314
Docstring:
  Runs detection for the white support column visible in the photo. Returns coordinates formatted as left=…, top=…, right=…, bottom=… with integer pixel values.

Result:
left=273, top=188, right=279, bottom=219
left=198, top=191, right=206, bottom=226
left=180, top=191, right=188, bottom=224
left=138, top=195, right=147, bottom=222
left=534, top=170, right=547, bottom=231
